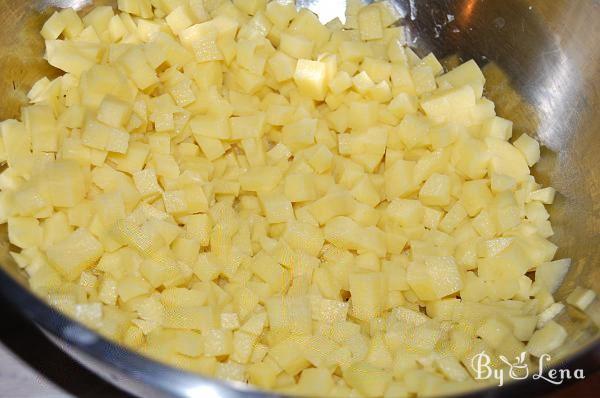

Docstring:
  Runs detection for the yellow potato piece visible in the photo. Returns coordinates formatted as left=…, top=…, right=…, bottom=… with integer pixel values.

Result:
left=0, top=1, right=568, bottom=396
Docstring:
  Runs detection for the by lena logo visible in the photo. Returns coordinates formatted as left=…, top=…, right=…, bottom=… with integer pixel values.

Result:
left=471, top=351, right=585, bottom=387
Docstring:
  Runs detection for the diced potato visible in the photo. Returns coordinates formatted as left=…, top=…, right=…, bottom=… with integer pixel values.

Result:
left=535, top=258, right=571, bottom=294
left=476, top=318, right=511, bottom=348
left=436, top=59, right=485, bottom=98
left=46, top=228, right=103, bottom=280
left=133, top=169, right=162, bottom=198
left=566, top=287, right=596, bottom=311
left=343, top=361, right=392, bottom=397
left=8, top=217, right=43, bottom=249
left=421, top=85, right=476, bottom=124
left=293, top=59, right=328, bottom=101
left=513, top=133, right=541, bottom=166
left=349, top=272, right=385, bottom=321
left=480, top=116, right=513, bottom=140
left=284, top=173, right=317, bottom=202
left=486, top=137, right=530, bottom=183
left=258, top=192, right=294, bottom=224
left=407, top=256, right=463, bottom=300
left=268, top=337, right=311, bottom=376
left=384, top=160, right=417, bottom=199
left=526, top=321, right=567, bottom=357
left=419, top=173, right=451, bottom=206
left=0, top=4, right=566, bottom=395
left=460, top=180, right=493, bottom=216
left=529, top=187, right=556, bottom=204
left=163, top=306, right=214, bottom=332
left=279, top=32, right=313, bottom=60
left=97, top=96, right=132, bottom=128
left=358, top=5, right=384, bottom=41
left=204, top=329, right=233, bottom=357
left=43, top=160, right=86, bottom=207
left=23, top=104, right=58, bottom=153
left=296, top=368, right=334, bottom=396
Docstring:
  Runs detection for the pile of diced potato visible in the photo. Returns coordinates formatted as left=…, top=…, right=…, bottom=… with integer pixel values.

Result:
left=0, top=0, right=588, bottom=396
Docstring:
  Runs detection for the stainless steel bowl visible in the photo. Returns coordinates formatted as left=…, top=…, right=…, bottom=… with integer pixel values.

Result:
left=0, top=1, right=599, bottom=397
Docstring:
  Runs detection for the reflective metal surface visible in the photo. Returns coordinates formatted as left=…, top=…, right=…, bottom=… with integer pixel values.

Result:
left=0, top=0, right=598, bottom=397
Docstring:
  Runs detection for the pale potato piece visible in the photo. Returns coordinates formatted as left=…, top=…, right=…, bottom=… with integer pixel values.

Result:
left=0, top=1, right=572, bottom=396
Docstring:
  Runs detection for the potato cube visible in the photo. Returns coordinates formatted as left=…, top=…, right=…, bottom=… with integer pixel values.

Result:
left=283, top=221, right=324, bottom=257
left=407, top=256, right=462, bottom=300
left=204, top=329, right=233, bottom=357
left=478, top=243, right=531, bottom=281
left=258, top=192, right=294, bottom=224
left=166, top=5, right=195, bottom=35
left=486, top=137, right=530, bottom=183
left=179, top=23, right=223, bottom=63
left=384, top=160, right=417, bottom=199
left=566, top=287, right=597, bottom=311
left=526, top=321, right=567, bottom=357
left=97, top=96, right=132, bottom=128
left=529, top=187, right=556, bottom=204
left=279, top=32, right=313, bottom=59
left=411, top=65, right=436, bottom=95
left=240, top=166, right=283, bottom=192
left=23, top=105, right=58, bottom=153
left=312, top=185, right=350, bottom=214
left=324, top=216, right=385, bottom=256
left=535, top=258, right=571, bottom=294
left=268, top=51, right=297, bottom=82
left=284, top=174, right=317, bottom=202
left=268, top=337, right=311, bottom=375
left=195, top=136, right=226, bottom=161
left=388, top=93, right=418, bottom=118
left=117, top=47, right=159, bottom=90
left=352, top=71, right=375, bottom=94
left=230, top=113, right=266, bottom=140
left=460, top=179, right=493, bottom=216
left=190, top=115, right=230, bottom=140
left=163, top=306, right=214, bottom=332
left=387, top=199, right=424, bottom=227
left=41, top=11, right=67, bottom=40
left=349, top=272, right=385, bottom=321
left=248, top=361, right=279, bottom=389
left=113, top=142, right=150, bottom=174
left=133, top=169, right=162, bottom=198
left=344, top=361, right=391, bottom=398
left=421, top=85, right=476, bottom=124
left=419, top=173, right=451, bottom=206
left=476, top=318, right=511, bottom=348
left=348, top=101, right=379, bottom=130
left=358, top=5, right=384, bottom=41
left=296, top=370, right=334, bottom=396
left=118, top=276, right=151, bottom=302
left=454, top=138, right=489, bottom=180
left=282, top=118, right=317, bottom=152
left=351, top=175, right=381, bottom=207
left=1, top=119, right=33, bottom=176
left=231, top=331, right=258, bottom=364
left=293, top=59, right=328, bottom=101
left=513, top=133, right=541, bottom=166
left=329, top=71, right=353, bottom=94
left=42, top=160, right=86, bottom=207
left=220, top=312, right=240, bottom=330
left=45, top=40, right=97, bottom=76
left=437, top=59, right=485, bottom=98
left=8, top=217, right=43, bottom=249
left=46, top=228, right=103, bottom=280
left=480, top=116, right=513, bottom=140
left=439, top=202, right=468, bottom=233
